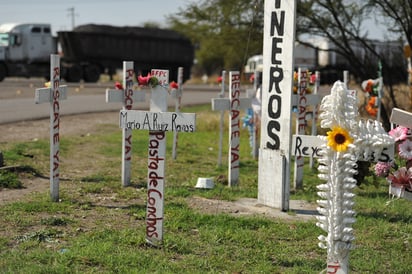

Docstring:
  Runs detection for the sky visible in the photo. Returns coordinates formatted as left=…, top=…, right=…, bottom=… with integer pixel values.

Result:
left=0, top=0, right=387, bottom=40
left=0, top=0, right=188, bottom=34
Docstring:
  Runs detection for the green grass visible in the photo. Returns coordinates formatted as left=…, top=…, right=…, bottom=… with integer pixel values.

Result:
left=0, top=104, right=411, bottom=273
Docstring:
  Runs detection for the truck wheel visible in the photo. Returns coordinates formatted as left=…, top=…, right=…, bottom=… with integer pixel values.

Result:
left=66, top=65, right=82, bottom=82
left=0, top=64, right=6, bottom=82
left=83, top=65, right=101, bottom=83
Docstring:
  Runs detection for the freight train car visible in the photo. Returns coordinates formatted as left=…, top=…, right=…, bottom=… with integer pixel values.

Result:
left=0, top=23, right=194, bottom=82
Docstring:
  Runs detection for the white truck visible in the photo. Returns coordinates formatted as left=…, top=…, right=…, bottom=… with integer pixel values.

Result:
left=0, top=23, right=56, bottom=81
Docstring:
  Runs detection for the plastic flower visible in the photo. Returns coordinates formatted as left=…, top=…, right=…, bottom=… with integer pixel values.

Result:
left=138, top=73, right=151, bottom=86
left=387, top=167, right=412, bottom=191
left=169, top=81, right=179, bottom=90
left=398, top=139, right=412, bottom=160
left=365, top=97, right=378, bottom=116
left=326, top=126, right=353, bottom=152
left=137, top=73, right=160, bottom=87
left=114, top=81, right=123, bottom=90
left=374, top=161, right=391, bottom=177
left=363, top=80, right=374, bottom=93
left=389, top=126, right=408, bottom=142
left=249, top=74, right=254, bottom=83
left=309, top=73, right=317, bottom=84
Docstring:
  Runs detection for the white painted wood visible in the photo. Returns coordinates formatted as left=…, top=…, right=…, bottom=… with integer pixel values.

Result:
left=217, top=70, right=226, bottom=166
left=258, top=0, right=296, bottom=210
left=34, top=54, right=67, bottom=202
left=228, top=71, right=241, bottom=186
left=211, top=97, right=252, bottom=111
left=211, top=71, right=251, bottom=186
left=119, top=110, right=195, bottom=132
left=294, top=68, right=308, bottom=189
left=309, top=71, right=320, bottom=168
left=172, top=67, right=184, bottom=159
left=35, top=86, right=67, bottom=104
left=105, top=89, right=145, bottom=103
left=150, top=69, right=169, bottom=112
left=291, top=134, right=393, bottom=161
left=291, top=135, right=324, bottom=158
left=390, top=107, right=412, bottom=128
left=105, top=62, right=145, bottom=187
left=291, top=94, right=320, bottom=107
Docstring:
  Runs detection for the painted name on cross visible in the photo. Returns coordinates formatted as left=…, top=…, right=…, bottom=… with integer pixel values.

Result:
left=119, top=110, right=196, bottom=132
left=146, top=131, right=165, bottom=240
left=292, top=135, right=393, bottom=162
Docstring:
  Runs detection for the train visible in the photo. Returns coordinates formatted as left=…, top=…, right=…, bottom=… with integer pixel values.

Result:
left=0, top=23, right=194, bottom=82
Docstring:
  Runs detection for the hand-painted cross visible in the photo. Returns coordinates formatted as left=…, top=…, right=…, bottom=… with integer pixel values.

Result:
left=119, top=69, right=196, bottom=247
left=106, top=61, right=145, bottom=187
left=211, top=71, right=252, bottom=186
left=34, top=54, right=68, bottom=202
left=171, top=67, right=184, bottom=160
left=215, top=70, right=226, bottom=166
left=292, top=69, right=321, bottom=189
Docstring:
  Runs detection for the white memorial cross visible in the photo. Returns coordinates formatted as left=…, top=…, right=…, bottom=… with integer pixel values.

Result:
left=211, top=71, right=252, bottom=186
left=35, top=54, right=68, bottom=202
left=214, top=70, right=226, bottom=166
left=315, top=81, right=394, bottom=273
left=171, top=67, right=184, bottom=160
left=119, top=69, right=196, bottom=247
left=292, top=69, right=321, bottom=188
left=106, top=61, right=145, bottom=187
left=258, top=0, right=296, bottom=210
left=245, top=70, right=261, bottom=159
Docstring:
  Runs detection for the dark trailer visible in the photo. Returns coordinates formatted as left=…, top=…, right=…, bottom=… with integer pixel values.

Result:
left=58, top=24, right=194, bottom=82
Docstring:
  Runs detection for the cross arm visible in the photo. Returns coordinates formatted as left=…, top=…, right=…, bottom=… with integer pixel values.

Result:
left=35, top=85, right=68, bottom=104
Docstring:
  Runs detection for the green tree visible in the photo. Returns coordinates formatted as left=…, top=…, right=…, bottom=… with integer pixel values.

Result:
left=167, top=0, right=263, bottom=75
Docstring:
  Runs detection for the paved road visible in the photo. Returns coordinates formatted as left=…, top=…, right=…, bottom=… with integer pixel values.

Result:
left=0, top=78, right=232, bottom=124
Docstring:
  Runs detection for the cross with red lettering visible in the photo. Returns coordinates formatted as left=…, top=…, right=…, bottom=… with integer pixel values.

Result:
left=35, top=54, right=68, bottom=202
left=105, top=61, right=145, bottom=187
left=211, top=71, right=252, bottom=186
left=119, top=69, right=196, bottom=247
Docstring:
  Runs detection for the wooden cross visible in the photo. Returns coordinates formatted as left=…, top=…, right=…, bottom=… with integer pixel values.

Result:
left=292, top=68, right=321, bottom=189
left=211, top=71, right=252, bottom=186
left=258, top=0, right=296, bottom=210
left=391, top=107, right=412, bottom=129
left=214, top=70, right=226, bottom=166
left=106, top=61, right=145, bottom=187
left=171, top=67, right=184, bottom=160
left=119, top=69, right=196, bottom=247
left=35, top=54, right=68, bottom=202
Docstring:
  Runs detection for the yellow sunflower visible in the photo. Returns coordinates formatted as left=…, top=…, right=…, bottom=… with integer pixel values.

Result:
left=326, top=126, right=353, bottom=152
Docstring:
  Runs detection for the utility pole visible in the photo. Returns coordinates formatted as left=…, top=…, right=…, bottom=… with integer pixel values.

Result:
left=67, top=7, right=76, bottom=29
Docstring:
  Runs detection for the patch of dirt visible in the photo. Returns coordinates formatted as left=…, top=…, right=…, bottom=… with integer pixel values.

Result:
left=0, top=177, right=49, bottom=205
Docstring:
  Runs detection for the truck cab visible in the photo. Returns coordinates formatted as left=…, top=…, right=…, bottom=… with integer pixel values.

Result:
left=0, top=23, right=56, bottom=81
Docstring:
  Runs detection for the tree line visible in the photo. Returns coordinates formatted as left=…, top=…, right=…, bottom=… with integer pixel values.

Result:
left=167, top=0, right=411, bottom=81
